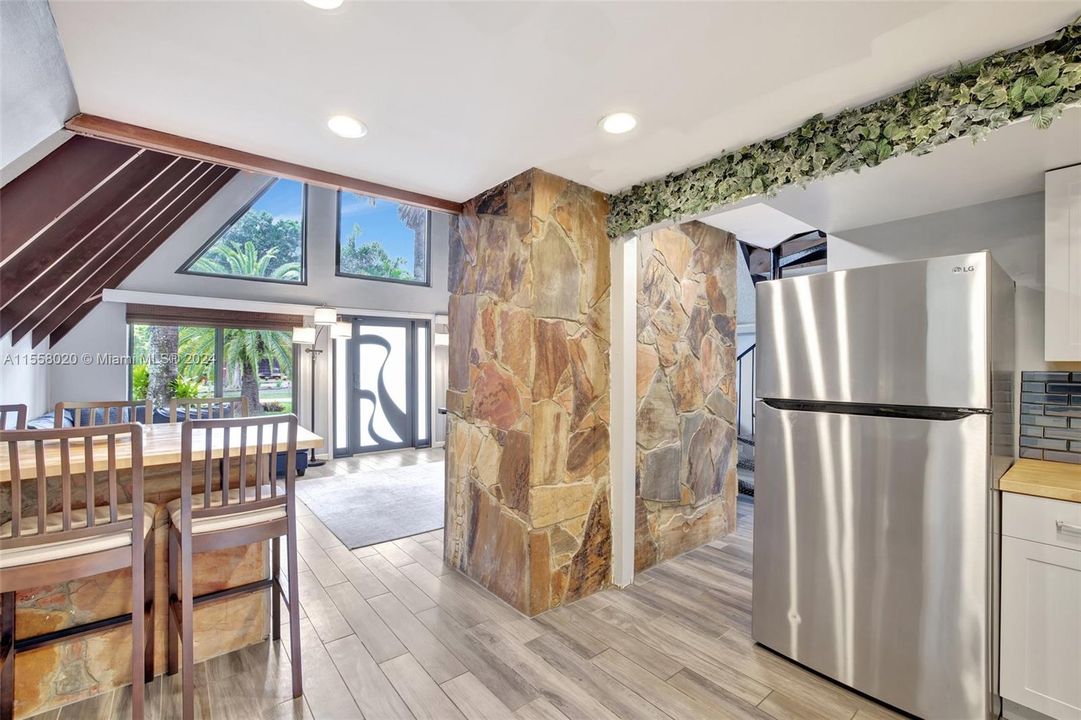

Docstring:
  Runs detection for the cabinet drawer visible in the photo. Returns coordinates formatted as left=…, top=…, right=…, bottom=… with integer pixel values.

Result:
left=1003, top=492, right=1081, bottom=550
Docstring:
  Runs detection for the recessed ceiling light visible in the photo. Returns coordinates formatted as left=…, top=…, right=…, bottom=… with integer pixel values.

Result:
left=304, top=0, right=343, bottom=9
left=599, top=112, right=638, bottom=134
left=327, top=115, right=367, bottom=139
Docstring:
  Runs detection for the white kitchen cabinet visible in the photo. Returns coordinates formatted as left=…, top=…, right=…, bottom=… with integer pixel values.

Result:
left=1000, top=493, right=1081, bottom=720
left=1046, top=165, right=1081, bottom=361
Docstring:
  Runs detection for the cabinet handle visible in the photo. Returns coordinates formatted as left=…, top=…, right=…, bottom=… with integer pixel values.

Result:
left=1056, top=520, right=1081, bottom=536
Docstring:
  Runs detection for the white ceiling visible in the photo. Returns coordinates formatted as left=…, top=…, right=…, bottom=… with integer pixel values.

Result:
left=702, top=106, right=1081, bottom=240
left=49, top=1, right=1078, bottom=202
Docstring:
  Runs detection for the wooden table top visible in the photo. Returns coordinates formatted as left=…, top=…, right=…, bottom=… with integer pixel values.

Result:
left=0, top=422, right=323, bottom=482
left=999, top=458, right=1081, bottom=503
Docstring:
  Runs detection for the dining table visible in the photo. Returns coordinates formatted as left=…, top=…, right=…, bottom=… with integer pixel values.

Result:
left=0, top=420, right=324, bottom=719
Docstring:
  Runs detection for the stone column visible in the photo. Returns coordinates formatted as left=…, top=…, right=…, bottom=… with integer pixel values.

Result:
left=634, top=221, right=738, bottom=571
left=444, top=169, right=610, bottom=615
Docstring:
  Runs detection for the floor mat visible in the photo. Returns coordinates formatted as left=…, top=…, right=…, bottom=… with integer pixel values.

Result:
left=296, top=461, right=444, bottom=548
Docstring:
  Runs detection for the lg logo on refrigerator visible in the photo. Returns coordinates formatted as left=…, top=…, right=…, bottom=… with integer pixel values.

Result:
left=952, top=265, right=976, bottom=274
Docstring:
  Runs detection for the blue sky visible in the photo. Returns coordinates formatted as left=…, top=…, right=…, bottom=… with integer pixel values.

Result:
left=248, top=179, right=420, bottom=271
left=253, top=178, right=304, bottom=221
left=338, top=191, right=417, bottom=269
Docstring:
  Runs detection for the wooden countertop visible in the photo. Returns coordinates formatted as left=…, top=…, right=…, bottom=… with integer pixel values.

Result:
left=0, top=421, right=323, bottom=482
left=999, top=458, right=1081, bottom=503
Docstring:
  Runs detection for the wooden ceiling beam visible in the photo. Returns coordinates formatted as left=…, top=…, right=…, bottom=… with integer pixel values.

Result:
left=1, top=158, right=202, bottom=339
left=0, top=150, right=176, bottom=314
left=65, top=113, right=463, bottom=215
left=47, top=167, right=238, bottom=347
left=0, top=135, right=140, bottom=265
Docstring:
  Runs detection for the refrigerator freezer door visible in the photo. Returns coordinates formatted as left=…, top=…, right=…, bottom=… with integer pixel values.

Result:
left=756, top=252, right=990, bottom=409
left=752, top=401, right=993, bottom=720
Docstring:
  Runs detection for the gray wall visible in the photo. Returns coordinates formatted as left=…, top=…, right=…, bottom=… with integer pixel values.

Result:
left=49, top=302, right=130, bottom=405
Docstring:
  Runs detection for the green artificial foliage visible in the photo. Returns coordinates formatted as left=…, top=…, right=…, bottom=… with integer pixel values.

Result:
left=607, top=17, right=1081, bottom=238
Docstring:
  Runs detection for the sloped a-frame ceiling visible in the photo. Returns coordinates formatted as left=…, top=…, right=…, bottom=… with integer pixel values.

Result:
left=0, top=134, right=237, bottom=347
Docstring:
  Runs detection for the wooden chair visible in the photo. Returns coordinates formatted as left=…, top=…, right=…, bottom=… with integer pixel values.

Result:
left=0, top=423, right=154, bottom=719
left=167, top=414, right=301, bottom=720
left=55, top=399, right=152, bottom=428
left=0, top=405, right=26, bottom=430
left=167, top=396, right=248, bottom=423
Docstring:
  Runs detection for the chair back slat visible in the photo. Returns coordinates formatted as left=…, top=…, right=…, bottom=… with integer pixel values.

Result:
left=222, top=426, right=231, bottom=507
left=83, top=436, right=95, bottom=527
left=178, top=414, right=297, bottom=528
left=8, top=441, right=21, bottom=537
left=55, top=400, right=151, bottom=428
left=0, top=423, right=143, bottom=549
left=203, top=426, right=213, bottom=507
left=60, top=438, right=72, bottom=531
left=255, top=423, right=264, bottom=502
left=238, top=424, right=248, bottom=503
left=0, top=404, right=27, bottom=430
left=169, top=396, right=249, bottom=423
left=35, top=440, right=46, bottom=531
left=108, top=435, right=119, bottom=524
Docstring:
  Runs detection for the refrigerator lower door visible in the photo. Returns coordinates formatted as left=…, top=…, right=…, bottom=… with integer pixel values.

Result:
left=752, top=401, right=994, bottom=720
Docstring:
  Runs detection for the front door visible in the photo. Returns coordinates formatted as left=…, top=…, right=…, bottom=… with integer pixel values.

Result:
left=334, top=317, right=430, bottom=456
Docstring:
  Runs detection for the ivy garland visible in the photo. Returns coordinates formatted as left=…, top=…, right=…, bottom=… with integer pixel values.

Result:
left=607, top=17, right=1081, bottom=238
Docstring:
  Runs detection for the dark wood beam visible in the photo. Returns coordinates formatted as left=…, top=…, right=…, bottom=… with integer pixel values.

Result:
left=27, top=163, right=219, bottom=346
left=47, top=167, right=238, bottom=347
left=65, top=113, right=463, bottom=215
left=0, top=136, right=139, bottom=265
left=0, top=150, right=176, bottom=315
left=1, top=158, right=201, bottom=339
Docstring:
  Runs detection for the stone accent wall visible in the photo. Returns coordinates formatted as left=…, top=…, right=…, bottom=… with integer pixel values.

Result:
left=635, top=221, right=738, bottom=571
left=445, top=169, right=611, bottom=615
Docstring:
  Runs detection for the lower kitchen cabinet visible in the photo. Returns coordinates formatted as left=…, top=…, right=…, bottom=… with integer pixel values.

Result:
left=1000, top=493, right=1081, bottom=720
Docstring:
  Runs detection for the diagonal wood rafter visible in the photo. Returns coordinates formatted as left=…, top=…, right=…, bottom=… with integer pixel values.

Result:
left=0, top=136, right=140, bottom=265
left=47, top=166, right=239, bottom=346
left=1, top=155, right=202, bottom=339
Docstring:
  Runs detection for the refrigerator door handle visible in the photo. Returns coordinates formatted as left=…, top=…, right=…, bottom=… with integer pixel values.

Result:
left=760, top=397, right=985, bottom=421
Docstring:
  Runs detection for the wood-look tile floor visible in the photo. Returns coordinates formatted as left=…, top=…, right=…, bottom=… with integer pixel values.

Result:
left=36, top=449, right=902, bottom=720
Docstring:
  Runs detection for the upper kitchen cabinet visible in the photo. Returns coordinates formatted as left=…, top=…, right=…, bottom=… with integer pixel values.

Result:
left=1046, top=165, right=1081, bottom=361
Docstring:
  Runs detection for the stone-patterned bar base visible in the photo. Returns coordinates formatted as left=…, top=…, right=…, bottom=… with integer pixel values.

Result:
left=6, top=464, right=270, bottom=719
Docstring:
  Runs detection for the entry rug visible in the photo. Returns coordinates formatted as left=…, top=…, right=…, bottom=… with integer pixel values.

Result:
left=296, top=462, right=444, bottom=548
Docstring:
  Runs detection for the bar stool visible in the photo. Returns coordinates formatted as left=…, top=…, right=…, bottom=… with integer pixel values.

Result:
left=0, top=423, right=154, bottom=719
left=166, top=414, right=302, bottom=720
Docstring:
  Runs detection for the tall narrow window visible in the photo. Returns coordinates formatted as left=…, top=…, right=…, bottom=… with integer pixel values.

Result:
left=180, top=178, right=306, bottom=284
left=336, top=191, right=429, bottom=285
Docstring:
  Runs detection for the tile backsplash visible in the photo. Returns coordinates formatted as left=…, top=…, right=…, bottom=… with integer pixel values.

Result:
left=1020, top=371, right=1081, bottom=464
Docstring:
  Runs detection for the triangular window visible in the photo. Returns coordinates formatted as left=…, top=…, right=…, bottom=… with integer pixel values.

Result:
left=180, top=178, right=306, bottom=284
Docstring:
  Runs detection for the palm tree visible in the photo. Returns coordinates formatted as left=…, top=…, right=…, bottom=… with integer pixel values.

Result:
left=178, top=327, right=292, bottom=414
left=191, top=239, right=301, bottom=281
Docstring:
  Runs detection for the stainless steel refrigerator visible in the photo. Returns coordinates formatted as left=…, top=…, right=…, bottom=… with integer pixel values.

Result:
left=752, top=251, right=1015, bottom=720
